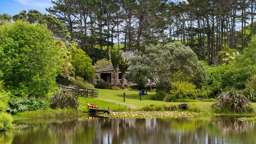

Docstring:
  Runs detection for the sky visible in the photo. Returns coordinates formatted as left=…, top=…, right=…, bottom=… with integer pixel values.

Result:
left=0, top=0, right=52, bottom=15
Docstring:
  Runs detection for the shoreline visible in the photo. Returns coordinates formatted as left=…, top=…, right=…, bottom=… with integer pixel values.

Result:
left=12, top=109, right=256, bottom=125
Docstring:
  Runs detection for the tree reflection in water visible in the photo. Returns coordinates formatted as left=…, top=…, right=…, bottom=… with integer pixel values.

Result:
left=1, top=118, right=256, bottom=144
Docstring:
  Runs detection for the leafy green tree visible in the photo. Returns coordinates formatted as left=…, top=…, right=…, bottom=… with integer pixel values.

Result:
left=70, top=43, right=95, bottom=81
left=13, top=10, right=69, bottom=39
left=128, top=42, right=205, bottom=96
left=127, top=57, right=152, bottom=90
left=0, top=21, right=66, bottom=97
left=42, top=15, right=70, bottom=39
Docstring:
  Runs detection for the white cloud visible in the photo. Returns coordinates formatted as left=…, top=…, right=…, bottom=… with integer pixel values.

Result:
left=16, top=0, right=52, bottom=8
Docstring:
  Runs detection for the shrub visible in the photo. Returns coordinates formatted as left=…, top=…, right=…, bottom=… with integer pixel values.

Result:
left=164, top=81, right=197, bottom=101
left=69, top=76, right=95, bottom=89
left=244, top=75, right=256, bottom=102
left=7, top=98, right=46, bottom=114
left=212, top=90, right=253, bottom=113
left=50, top=89, right=78, bottom=109
left=0, top=113, right=13, bottom=131
left=196, top=88, right=209, bottom=98
left=202, top=63, right=252, bottom=98
left=222, top=66, right=251, bottom=90
left=217, top=47, right=239, bottom=64
left=0, top=21, right=66, bottom=97
left=202, top=64, right=227, bottom=98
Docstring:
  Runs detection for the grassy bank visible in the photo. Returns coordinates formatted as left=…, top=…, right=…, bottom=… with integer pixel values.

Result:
left=79, top=89, right=214, bottom=114
left=13, top=109, right=84, bottom=124
left=12, top=89, right=256, bottom=123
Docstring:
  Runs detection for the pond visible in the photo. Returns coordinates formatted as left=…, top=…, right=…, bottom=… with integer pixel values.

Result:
left=1, top=117, right=256, bottom=144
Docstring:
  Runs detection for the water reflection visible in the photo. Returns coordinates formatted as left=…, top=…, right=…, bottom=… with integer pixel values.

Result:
left=1, top=117, right=256, bottom=144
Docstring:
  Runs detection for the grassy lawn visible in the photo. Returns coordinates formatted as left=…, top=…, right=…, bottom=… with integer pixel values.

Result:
left=78, top=89, right=215, bottom=114
left=79, top=89, right=256, bottom=115
left=78, top=97, right=128, bottom=112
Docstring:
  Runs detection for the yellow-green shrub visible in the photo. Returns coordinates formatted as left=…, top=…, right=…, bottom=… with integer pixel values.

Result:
left=165, top=81, right=197, bottom=101
left=0, top=113, right=13, bottom=131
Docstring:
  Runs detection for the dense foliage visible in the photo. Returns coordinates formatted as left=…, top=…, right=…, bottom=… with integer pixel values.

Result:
left=69, top=77, right=95, bottom=90
left=70, top=43, right=95, bottom=81
left=244, top=75, right=256, bottom=101
left=127, top=55, right=152, bottom=90
left=7, top=98, right=46, bottom=114
left=128, top=42, right=205, bottom=98
left=165, top=81, right=197, bottom=101
left=0, top=21, right=66, bottom=97
left=200, top=36, right=256, bottom=99
left=0, top=81, right=9, bottom=112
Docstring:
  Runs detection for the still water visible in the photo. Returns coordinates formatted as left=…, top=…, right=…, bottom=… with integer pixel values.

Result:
left=1, top=118, right=256, bottom=144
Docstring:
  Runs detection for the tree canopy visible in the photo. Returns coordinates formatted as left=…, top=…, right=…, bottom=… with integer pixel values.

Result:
left=128, top=42, right=205, bottom=93
left=70, top=43, right=95, bottom=81
left=47, top=0, right=256, bottom=65
left=0, top=21, right=66, bottom=97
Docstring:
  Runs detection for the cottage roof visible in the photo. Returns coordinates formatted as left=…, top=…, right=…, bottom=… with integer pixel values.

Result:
left=96, top=64, right=114, bottom=73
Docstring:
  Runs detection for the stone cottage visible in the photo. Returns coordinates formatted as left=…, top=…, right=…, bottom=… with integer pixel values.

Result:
left=95, top=64, right=127, bottom=86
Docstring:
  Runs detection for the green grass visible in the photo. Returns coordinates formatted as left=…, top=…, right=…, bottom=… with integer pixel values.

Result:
left=97, top=89, right=171, bottom=108
left=79, top=89, right=216, bottom=114
left=79, top=89, right=256, bottom=115
left=78, top=97, right=128, bottom=112
left=13, top=108, right=83, bottom=123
